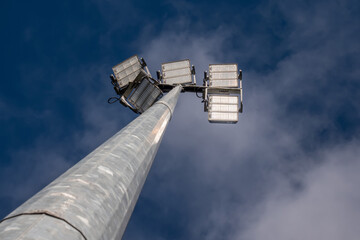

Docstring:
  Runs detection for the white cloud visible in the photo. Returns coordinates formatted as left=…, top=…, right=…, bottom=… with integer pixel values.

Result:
left=239, top=142, right=360, bottom=240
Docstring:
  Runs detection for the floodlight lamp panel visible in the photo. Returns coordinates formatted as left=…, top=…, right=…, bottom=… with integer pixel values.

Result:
left=162, top=59, right=190, bottom=71
left=208, top=95, right=239, bottom=123
left=209, top=95, right=238, bottom=104
left=209, top=64, right=239, bottom=88
left=209, top=64, right=237, bottom=72
left=208, top=104, right=238, bottom=112
left=161, top=59, right=192, bottom=85
left=112, top=55, right=147, bottom=88
left=208, top=112, right=238, bottom=123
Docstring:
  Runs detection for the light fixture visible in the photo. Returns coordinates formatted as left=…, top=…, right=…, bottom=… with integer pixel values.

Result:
left=109, top=55, right=244, bottom=123
left=112, top=55, right=149, bottom=88
left=128, top=78, right=162, bottom=113
left=207, top=95, right=239, bottom=123
left=209, top=64, right=238, bottom=88
left=161, top=59, right=194, bottom=85
left=109, top=55, right=162, bottom=114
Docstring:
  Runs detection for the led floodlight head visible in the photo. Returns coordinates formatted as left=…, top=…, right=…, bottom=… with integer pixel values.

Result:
left=161, top=59, right=193, bottom=85
left=112, top=55, right=148, bottom=88
left=128, top=78, right=162, bottom=113
left=208, top=95, right=239, bottom=123
left=209, top=64, right=238, bottom=88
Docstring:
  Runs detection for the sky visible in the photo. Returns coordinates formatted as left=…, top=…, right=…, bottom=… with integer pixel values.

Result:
left=0, top=0, right=359, bottom=239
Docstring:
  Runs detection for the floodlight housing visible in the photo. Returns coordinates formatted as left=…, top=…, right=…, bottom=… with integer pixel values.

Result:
left=207, top=95, right=239, bottom=123
left=109, top=55, right=244, bottom=123
left=209, top=64, right=238, bottom=88
left=128, top=78, right=162, bottom=113
left=161, top=59, right=193, bottom=85
left=112, top=55, right=148, bottom=88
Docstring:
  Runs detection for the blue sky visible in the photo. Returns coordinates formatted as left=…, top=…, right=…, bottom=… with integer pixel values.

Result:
left=1, top=0, right=360, bottom=239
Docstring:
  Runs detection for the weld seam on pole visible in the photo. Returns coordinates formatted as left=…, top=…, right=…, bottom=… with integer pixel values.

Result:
left=16, top=213, right=43, bottom=239
left=155, top=100, right=173, bottom=119
left=0, top=212, right=87, bottom=240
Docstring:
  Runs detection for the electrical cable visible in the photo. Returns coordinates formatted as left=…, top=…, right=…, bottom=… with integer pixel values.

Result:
left=108, top=97, right=121, bottom=104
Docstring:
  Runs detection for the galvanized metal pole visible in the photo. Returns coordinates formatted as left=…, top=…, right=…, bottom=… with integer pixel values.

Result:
left=0, top=86, right=182, bottom=240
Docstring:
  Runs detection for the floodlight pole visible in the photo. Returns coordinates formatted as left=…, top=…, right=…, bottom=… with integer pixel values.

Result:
left=0, top=86, right=182, bottom=240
